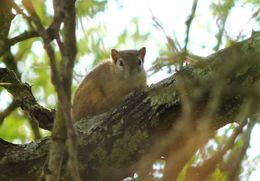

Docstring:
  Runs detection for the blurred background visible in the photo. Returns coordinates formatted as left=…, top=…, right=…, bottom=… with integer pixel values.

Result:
left=0, top=0, right=259, bottom=180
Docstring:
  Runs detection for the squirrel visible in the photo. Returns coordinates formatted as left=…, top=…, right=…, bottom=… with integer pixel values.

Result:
left=72, top=47, right=147, bottom=122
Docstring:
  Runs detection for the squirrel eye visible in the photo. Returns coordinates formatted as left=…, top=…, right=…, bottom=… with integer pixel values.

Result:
left=119, top=60, right=124, bottom=66
left=138, top=59, right=142, bottom=65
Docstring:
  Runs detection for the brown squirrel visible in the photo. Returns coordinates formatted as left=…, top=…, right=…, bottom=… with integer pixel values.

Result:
left=72, top=47, right=147, bottom=122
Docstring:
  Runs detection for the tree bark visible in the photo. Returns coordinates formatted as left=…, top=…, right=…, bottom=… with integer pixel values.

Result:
left=0, top=68, right=54, bottom=130
left=0, top=32, right=260, bottom=180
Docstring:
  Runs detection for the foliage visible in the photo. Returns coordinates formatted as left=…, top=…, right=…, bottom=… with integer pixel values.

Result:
left=0, top=110, right=31, bottom=143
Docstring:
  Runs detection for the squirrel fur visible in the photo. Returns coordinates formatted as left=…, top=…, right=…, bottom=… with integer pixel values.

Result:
left=72, top=47, right=147, bottom=122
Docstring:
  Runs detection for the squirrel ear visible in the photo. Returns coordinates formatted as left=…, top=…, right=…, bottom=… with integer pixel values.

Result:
left=111, top=49, right=119, bottom=62
left=138, top=47, right=146, bottom=61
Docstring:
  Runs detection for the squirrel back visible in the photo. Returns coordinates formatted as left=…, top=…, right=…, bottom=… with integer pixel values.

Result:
left=72, top=47, right=147, bottom=122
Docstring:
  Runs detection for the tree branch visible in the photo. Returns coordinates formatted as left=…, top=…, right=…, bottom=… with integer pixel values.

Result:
left=0, top=0, right=15, bottom=57
left=0, top=0, right=64, bottom=58
left=0, top=68, right=54, bottom=130
left=22, top=0, right=79, bottom=179
left=184, top=0, right=199, bottom=52
left=60, top=0, right=80, bottom=179
left=21, top=1, right=68, bottom=180
left=220, top=119, right=256, bottom=181
left=213, top=0, right=234, bottom=51
left=184, top=104, right=251, bottom=181
left=0, top=100, right=18, bottom=125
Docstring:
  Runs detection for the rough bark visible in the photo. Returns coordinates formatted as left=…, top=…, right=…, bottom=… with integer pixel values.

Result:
left=0, top=68, right=54, bottom=130
left=0, top=33, right=260, bottom=180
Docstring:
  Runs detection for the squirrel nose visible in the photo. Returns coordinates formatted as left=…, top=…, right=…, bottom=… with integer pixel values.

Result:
left=129, top=68, right=139, bottom=74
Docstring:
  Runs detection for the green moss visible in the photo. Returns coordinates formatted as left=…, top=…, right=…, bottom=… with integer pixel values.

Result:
left=149, top=84, right=177, bottom=107
left=111, top=119, right=124, bottom=135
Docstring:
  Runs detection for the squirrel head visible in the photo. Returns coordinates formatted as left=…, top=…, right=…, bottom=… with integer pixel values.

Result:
left=111, top=47, right=146, bottom=78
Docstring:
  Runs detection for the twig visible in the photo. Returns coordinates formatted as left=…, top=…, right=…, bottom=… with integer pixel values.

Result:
left=24, top=111, right=41, bottom=140
left=0, top=83, right=12, bottom=86
left=10, top=0, right=34, bottom=27
left=184, top=0, right=199, bottom=52
left=163, top=117, right=215, bottom=181
left=145, top=3, right=183, bottom=68
left=22, top=0, right=61, bottom=93
left=8, top=31, right=38, bottom=46
left=152, top=16, right=181, bottom=57
left=46, top=0, right=64, bottom=40
left=222, top=119, right=255, bottom=181
left=0, top=31, right=38, bottom=57
left=236, top=8, right=260, bottom=40
left=214, top=16, right=228, bottom=51
left=0, top=100, right=18, bottom=125
left=213, top=0, right=234, bottom=51
left=185, top=97, right=254, bottom=181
